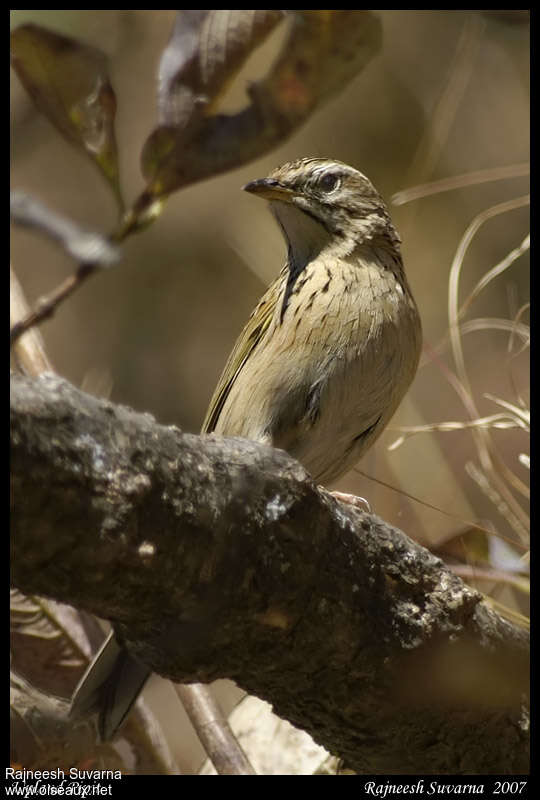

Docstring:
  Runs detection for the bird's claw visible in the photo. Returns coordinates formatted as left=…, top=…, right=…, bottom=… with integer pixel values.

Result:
left=329, top=490, right=371, bottom=513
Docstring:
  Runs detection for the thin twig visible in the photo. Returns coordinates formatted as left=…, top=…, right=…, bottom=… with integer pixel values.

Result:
left=176, top=684, right=256, bottom=775
left=10, top=192, right=121, bottom=348
left=10, top=265, right=55, bottom=375
left=10, top=262, right=97, bottom=347
left=10, top=192, right=120, bottom=265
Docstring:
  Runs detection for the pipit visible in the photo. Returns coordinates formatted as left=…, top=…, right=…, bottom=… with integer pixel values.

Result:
left=71, top=157, right=422, bottom=739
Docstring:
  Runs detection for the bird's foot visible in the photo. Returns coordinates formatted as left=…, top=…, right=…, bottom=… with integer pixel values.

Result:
left=329, top=491, right=371, bottom=513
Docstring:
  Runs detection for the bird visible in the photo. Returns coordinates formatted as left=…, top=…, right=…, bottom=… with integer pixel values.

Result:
left=70, top=157, right=422, bottom=740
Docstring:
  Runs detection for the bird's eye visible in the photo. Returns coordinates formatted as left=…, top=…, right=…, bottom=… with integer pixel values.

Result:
left=317, top=172, right=341, bottom=193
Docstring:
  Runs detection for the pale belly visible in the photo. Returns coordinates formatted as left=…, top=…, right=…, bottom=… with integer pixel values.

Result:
left=213, top=256, right=421, bottom=486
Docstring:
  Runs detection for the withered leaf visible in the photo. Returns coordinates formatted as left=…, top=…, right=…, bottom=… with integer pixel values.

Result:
left=157, top=10, right=283, bottom=126
left=11, top=23, right=123, bottom=212
left=141, top=10, right=381, bottom=199
left=142, top=10, right=285, bottom=196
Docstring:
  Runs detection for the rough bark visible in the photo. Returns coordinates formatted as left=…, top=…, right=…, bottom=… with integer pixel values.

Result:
left=10, top=372, right=529, bottom=774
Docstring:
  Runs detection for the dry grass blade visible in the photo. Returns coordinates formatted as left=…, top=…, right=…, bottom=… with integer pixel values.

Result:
left=421, top=316, right=529, bottom=367
left=447, top=195, right=530, bottom=539
left=390, top=412, right=528, bottom=449
left=458, top=234, right=530, bottom=320
left=484, top=394, right=529, bottom=430
left=465, top=461, right=528, bottom=543
left=392, top=162, right=529, bottom=206
left=353, top=468, right=528, bottom=551
left=447, top=196, right=529, bottom=383
left=450, top=564, right=529, bottom=595
left=508, top=302, right=531, bottom=357
left=399, top=13, right=485, bottom=225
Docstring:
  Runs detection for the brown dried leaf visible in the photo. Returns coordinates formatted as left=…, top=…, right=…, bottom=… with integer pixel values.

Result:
left=264, top=10, right=382, bottom=120
left=141, top=10, right=381, bottom=199
left=11, top=24, right=123, bottom=212
left=158, top=10, right=284, bottom=127
left=157, top=10, right=209, bottom=128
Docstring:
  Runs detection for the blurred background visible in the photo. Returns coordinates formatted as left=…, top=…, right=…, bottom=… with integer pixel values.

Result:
left=11, top=10, right=529, bottom=773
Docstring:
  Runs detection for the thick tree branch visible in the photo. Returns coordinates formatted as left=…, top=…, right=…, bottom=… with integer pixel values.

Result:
left=10, top=373, right=529, bottom=774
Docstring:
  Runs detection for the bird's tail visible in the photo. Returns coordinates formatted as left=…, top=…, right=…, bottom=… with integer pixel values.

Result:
left=70, top=631, right=151, bottom=741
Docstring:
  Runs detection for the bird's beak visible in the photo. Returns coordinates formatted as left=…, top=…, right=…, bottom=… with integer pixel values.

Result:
left=243, top=178, right=295, bottom=203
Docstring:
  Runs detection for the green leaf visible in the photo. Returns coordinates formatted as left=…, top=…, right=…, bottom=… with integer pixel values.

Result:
left=11, top=23, right=124, bottom=212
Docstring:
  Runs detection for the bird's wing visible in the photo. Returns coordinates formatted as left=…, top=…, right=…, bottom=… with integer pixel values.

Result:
left=201, top=270, right=284, bottom=434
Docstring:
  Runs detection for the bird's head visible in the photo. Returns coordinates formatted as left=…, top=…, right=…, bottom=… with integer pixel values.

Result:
left=243, top=158, right=398, bottom=250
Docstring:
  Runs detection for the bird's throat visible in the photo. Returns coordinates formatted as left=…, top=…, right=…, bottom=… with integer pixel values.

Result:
left=271, top=200, right=335, bottom=322
left=271, top=199, right=332, bottom=268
